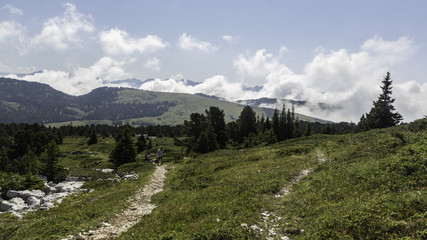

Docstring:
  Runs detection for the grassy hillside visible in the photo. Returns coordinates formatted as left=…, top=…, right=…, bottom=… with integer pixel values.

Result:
left=122, top=119, right=426, bottom=239
left=1, top=119, right=425, bottom=239
left=0, top=78, right=328, bottom=126
left=48, top=89, right=326, bottom=127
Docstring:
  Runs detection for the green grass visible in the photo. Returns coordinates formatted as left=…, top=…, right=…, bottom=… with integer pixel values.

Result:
left=1, top=120, right=425, bottom=239
left=278, top=126, right=427, bottom=239
left=0, top=136, right=156, bottom=240
left=119, top=122, right=425, bottom=239
left=119, top=136, right=330, bottom=239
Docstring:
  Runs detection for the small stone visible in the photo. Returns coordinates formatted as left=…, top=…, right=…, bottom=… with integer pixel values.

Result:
left=102, top=222, right=111, bottom=227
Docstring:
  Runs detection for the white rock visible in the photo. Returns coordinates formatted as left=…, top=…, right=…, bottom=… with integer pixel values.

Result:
left=45, top=185, right=57, bottom=194
left=250, top=225, right=264, bottom=232
left=8, top=198, right=28, bottom=211
left=42, top=192, right=70, bottom=204
left=101, top=169, right=114, bottom=173
left=55, top=181, right=84, bottom=193
left=26, top=196, right=41, bottom=206
left=122, top=174, right=138, bottom=180
left=6, top=189, right=45, bottom=200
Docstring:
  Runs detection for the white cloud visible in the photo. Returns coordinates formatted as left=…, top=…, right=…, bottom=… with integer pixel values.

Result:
left=32, top=3, right=94, bottom=50
left=231, top=36, right=420, bottom=122
left=2, top=4, right=23, bottom=16
left=177, top=33, right=216, bottom=52
left=139, top=74, right=257, bottom=102
left=13, top=57, right=130, bottom=95
left=394, top=81, right=427, bottom=123
left=222, top=35, right=236, bottom=43
left=361, top=35, right=415, bottom=64
left=143, top=57, right=161, bottom=72
left=100, top=28, right=168, bottom=55
left=0, top=21, right=25, bottom=43
left=234, top=49, right=295, bottom=86
left=0, top=62, right=11, bottom=72
left=279, top=46, right=288, bottom=57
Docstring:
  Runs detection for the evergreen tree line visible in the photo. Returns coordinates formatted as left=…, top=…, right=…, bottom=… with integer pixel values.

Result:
left=0, top=123, right=64, bottom=185
left=184, top=105, right=356, bottom=154
left=184, top=71, right=404, bottom=154
left=57, top=123, right=183, bottom=139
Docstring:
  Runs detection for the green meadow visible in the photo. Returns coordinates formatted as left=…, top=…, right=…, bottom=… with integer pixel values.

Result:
left=1, top=119, right=426, bottom=239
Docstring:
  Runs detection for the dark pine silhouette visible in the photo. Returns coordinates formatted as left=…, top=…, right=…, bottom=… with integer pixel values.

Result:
left=359, top=72, right=403, bottom=130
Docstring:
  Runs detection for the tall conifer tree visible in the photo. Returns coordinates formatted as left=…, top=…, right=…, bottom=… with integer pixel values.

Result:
left=359, top=72, right=402, bottom=130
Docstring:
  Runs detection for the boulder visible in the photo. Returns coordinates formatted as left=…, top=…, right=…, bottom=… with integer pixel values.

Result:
left=26, top=196, right=41, bottom=206
left=55, top=181, right=84, bottom=193
left=0, top=200, right=13, bottom=211
left=6, top=190, right=45, bottom=201
left=45, top=185, right=57, bottom=194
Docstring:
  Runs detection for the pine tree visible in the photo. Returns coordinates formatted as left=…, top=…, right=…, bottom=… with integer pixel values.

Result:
left=109, top=125, right=136, bottom=167
left=359, top=72, right=403, bottom=130
left=279, top=106, right=287, bottom=141
left=238, top=106, right=257, bottom=142
left=205, top=106, right=227, bottom=148
left=87, top=126, right=98, bottom=145
left=304, top=122, right=312, bottom=136
left=197, top=132, right=209, bottom=154
left=40, top=141, right=61, bottom=182
left=0, top=146, right=10, bottom=172
left=135, top=134, right=147, bottom=153
left=272, top=108, right=280, bottom=140
left=21, top=148, right=39, bottom=175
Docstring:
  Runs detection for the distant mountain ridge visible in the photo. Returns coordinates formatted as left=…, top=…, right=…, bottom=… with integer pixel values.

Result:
left=0, top=72, right=339, bottom=116
left=0, top=78, right=330, bottom=125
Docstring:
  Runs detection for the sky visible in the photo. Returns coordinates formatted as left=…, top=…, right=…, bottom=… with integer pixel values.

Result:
left=0, top=0, right=426, bottom=122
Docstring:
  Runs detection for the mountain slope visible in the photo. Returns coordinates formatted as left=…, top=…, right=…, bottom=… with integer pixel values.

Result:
left=0, top=78, right=329, bottom=126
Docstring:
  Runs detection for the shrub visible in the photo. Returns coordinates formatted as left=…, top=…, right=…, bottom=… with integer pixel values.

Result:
left=0, top=173, right=45, bottom=198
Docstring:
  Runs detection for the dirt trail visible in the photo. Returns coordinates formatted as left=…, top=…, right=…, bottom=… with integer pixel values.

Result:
left=274, top=150, right=324, bottom=198
left=78, top=165, right=167, bottom=240
left=245, top=150, right=327, bottom=240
